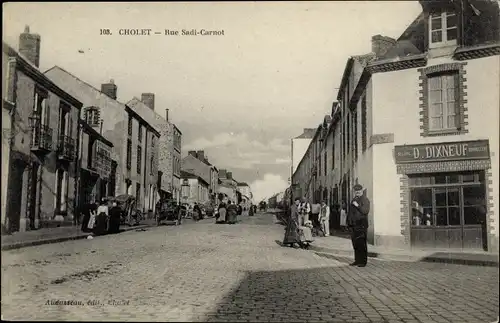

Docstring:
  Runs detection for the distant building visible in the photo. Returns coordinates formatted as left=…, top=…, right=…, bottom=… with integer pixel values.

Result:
left=237, top=182, right=253, bottom=208
left=180, top=170, right=209, bottom=206
left=217, top=169, right=238, bottom=203
left=3, top=28, right=83, bottom=232
left=291, top=128, right=316, bottom=175
left=126, top=97, right=182, bottom=203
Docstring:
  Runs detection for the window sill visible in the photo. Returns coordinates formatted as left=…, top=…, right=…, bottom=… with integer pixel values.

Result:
left=423, top=129, right=467, bottom=137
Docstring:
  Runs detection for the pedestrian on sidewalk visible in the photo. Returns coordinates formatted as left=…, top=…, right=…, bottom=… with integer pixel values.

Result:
left=347, top=184, right=370, bottom=267
left=283, top=198, right=301, bottom=248
left=93, top=198, right=109, bottom=236
left=193, top=203, right=201, bottom=221
left=108, top=201, right=121, bottom=234
left=340, top=201, right=348, bottom=232
left=81, top=199, right=97, bottom=233
left=319, top=200, right=330, bottom=237
left=298, top=197, right=311, bottom=226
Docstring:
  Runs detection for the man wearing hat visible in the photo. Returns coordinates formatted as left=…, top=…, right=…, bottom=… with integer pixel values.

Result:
left=347, top=183, right=371, bottom=267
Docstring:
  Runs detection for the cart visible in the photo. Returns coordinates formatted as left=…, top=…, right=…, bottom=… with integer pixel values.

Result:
left=155, top=200, right=184, bottom=226
left=107, top=194, right=141, bottom=226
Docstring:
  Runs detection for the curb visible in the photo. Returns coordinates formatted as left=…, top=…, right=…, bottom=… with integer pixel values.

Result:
left=1, top=224, right=155, bottom=251
left=310, top=246, right=499, bottom=267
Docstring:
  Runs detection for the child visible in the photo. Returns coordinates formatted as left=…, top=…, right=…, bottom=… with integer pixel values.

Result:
left=298, top=220, right=314, bottom=249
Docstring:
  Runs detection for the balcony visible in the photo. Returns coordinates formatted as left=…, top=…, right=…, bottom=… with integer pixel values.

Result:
left=30, top=124, right=53, bottom=152
left=58, top=135, right=75, bottom=161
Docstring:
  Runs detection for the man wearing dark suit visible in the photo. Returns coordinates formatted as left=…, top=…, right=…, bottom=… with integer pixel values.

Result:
left=347, top=184, right=370, bottom=267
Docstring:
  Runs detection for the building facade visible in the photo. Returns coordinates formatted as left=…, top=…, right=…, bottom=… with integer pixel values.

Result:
left=3, top=30, right=82, bottom=233
left=77, top=119, right=114, bottom=206
left=127, top=98, right=182, bottom=204
left=292, top=0, right=500, bottom=252
left=44, top=67, right=160, bottom=215
left=291, top=128, right=316, bottom=177
left=180, top=170, right=209, bottom=206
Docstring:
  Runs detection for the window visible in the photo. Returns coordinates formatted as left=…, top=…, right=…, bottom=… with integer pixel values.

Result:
left=137, top=145, right=142, bottom=174
left=126, top=139, right=132, bottom=169
left=410, top=172, right=486, bottom=227
left=429, top=11, right=457, bottom=47
left=331, top=142, right=335, bottom=170
left=150, top=154, right=154, bottom=175
left=128, top=116, right=132, bottom=136
left=138, top=124, right=143, bottom=142
left=428, top=72, right=459, bottom=131
left=34, top=89, right=49, bottom=126
left=361, top=95, right=367, bottom=152
left=55, top=168, right=68, bottom=213
left=324, top=151, right=327, bottom=176
left=85, top=107, right=100, bottom=126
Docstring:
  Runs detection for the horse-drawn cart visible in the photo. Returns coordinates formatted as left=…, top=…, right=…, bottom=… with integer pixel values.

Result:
left=107, top=194, right=141, bottom=226
left=155, top=200, right=185, bottom=226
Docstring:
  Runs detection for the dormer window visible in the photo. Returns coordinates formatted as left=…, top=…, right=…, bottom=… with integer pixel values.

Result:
left=84, top=107, right=100, bottom=126
left=430, top=11, right=458, bottom=48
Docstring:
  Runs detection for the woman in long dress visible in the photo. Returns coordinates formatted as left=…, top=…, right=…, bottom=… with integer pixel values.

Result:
left=283, top=198, right=301, bottom=247
left=216, top=201, right=227, bottom=224
left=94, top=198, right=109, bottom=236
left=339, top=201, right=348, bottom=232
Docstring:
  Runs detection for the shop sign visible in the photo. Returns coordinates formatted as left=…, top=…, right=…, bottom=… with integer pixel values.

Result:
left=394, top=140, right=490, bottom=164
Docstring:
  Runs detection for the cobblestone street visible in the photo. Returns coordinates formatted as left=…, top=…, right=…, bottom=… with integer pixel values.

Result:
left=1, top=213, right=498, bottom=322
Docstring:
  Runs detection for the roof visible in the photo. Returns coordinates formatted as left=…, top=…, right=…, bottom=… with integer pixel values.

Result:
left=380, top=39, right=422, bottom=60
left=294, top=128, right=316, bottom=139
left=126, top=98, right=163, bottom=134
left=4, top=43, right=83, bottom=109
left=79, top=120, right=113, bottom=147
left=180, top=170, right=209, bottom=186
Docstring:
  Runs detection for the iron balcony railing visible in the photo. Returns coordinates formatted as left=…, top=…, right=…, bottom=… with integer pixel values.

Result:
left=58, top=135, right=75, bottom=160
left=31, top=124, right=53, bottom=151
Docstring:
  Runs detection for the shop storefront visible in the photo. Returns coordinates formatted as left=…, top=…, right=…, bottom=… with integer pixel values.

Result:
left=395, top=140, right=492, bottom=251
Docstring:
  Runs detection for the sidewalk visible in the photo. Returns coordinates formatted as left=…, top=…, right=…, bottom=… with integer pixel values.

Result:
left=311, top=232, right=499, bottom=267
left=267, top=210, right=499, bottom=267
left=1, top=219, right=157, bottom=251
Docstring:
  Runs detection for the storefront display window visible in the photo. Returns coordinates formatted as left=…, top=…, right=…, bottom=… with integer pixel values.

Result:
left=410, top=171, right=486, bottom=227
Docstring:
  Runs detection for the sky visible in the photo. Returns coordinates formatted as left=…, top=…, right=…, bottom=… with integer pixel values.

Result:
left=3, top=1, right=422, bottom=202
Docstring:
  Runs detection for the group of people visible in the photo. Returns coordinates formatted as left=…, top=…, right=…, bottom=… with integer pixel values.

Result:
left=215, top=200, right=242, bottom=224
left=80, top=198, right=122, bottom=236
left=282, top=183, right=371, bottom=267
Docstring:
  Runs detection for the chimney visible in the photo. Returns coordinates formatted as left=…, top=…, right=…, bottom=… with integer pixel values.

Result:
left=101, top=79, right=117, bottom=100
left=219, top=169, right=227, bottom=179
left=227, top=172, right=233, bottom=180
left=141, top=93, right=155, bottom=110
left=371, top=34, right=397, bottom=58
left=19, top=25, right=41, bottom=67
left=165, top=108, right=169, bottom=122
left=188, top=151, right=197, bottom=158
left=196, top=150, right=205, bottom=161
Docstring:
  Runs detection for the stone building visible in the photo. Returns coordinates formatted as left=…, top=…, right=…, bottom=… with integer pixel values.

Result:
left=127, top=98, right=182, bottom=203
left=44, top=68, right=160, bottom=215
left=2, top=28, right=82, bottom=232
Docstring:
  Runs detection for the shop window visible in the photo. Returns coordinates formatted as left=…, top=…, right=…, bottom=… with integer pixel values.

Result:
left=410, top=172, right=486, bottom=227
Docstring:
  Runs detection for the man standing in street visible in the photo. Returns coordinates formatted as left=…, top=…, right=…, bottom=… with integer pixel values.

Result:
left=347, top=184, right=370, bottom=267
left=319, top=200, right=330, bottom=237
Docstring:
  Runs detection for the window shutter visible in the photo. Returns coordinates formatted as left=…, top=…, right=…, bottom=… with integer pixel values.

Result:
left=454, top=72, right=461, bottom=129
left=42, top=97, right=50, bottom=127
